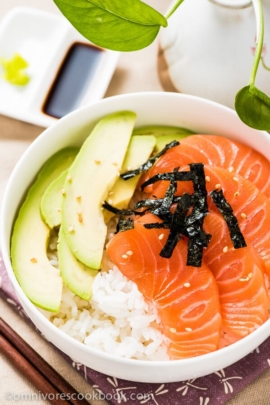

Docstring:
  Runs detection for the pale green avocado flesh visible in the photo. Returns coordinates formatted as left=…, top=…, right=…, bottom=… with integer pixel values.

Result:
left=133, top=125, right=194, bottom=136
left=40, top=169, right=69, bottom=229
left=41, top=164, right=98, bottom=300
left=103, top=135, right=156, bottom=223
left=11, top=148, right=78, bottom=312
left=58, top=227, right=98, bottom=300
left=62, top=111, right=137, bottom=269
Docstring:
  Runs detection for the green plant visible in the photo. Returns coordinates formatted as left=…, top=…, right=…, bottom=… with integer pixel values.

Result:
left=54, top=0, right=270, bottom=130
left=235, top=0, right=270, bottom=130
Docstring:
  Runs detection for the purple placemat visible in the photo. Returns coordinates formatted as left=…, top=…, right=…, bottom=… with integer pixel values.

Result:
left=1, top=253, right=270, bottom=405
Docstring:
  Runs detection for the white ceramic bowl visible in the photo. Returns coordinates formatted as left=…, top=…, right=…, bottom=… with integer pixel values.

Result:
left=1, top=92, right=270, bottom=383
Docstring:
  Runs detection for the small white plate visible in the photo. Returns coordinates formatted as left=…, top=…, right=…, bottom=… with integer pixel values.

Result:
left=0, top=7, right=119, bottom=127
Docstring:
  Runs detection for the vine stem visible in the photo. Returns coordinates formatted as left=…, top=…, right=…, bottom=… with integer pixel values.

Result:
left=165, top=0, right=186, bottom=19
left=261, top=56, right=270, bottom=70
left=249, top=0, right=264, bottom=86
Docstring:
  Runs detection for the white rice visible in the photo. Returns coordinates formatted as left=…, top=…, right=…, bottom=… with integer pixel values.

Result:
left=45, top=262, right=169, bottom=361
left=44, top=220, right=169, bottom=361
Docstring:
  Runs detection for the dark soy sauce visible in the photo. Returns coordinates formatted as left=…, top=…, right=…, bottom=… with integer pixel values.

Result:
left=42, top=42, right=103, bottom=119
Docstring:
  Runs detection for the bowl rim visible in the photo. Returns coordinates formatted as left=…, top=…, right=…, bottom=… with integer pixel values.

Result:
left=1, top=91, right=270, bottom=380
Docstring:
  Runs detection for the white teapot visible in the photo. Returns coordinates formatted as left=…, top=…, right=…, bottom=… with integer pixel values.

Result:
left=158, top=0, right=270, bottom=108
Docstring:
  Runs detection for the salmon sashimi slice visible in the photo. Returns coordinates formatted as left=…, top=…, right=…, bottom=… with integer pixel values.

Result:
left=152, top=165, right=270, bottom=277
left=139, top=135, right=270, bottom=198
left=107, top=214, right=222, bottom=359
left=203, top=213, right=269, bottom=338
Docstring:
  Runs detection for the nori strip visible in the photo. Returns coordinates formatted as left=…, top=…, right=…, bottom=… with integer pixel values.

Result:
left=102, top=201, right=134, bottom=216
left=160, top=193, right=193, bottom=258
left=134, top=195, right=183, bottom=210
left=189, top=163, right=208, bottom=216
left=120, top=140, right=180, bottom=181
left=116, top=217, right=134, bottom=233
left=140, top=170, right=193, bottom=191
left=184, top=164, right=211, bottom=266
left=144, top=222, right=171, bottom=229
left=186, top=239, right=204, bottom=267
left=134, top=198, right=165, bottom=209
left=102, top=201, right=145, bottom=216
left=210, top=189, right=246, bottom=249
left=151, top=178, right=177, bottom=218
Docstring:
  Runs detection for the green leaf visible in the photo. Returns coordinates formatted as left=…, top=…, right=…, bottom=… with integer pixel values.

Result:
left=53, top=0, right=167, bottom=51
left=235, top=85, right=270, bottom=131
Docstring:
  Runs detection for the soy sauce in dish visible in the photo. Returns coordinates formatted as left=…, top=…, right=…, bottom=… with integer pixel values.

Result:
left=42, top=42, right=104, bottom=119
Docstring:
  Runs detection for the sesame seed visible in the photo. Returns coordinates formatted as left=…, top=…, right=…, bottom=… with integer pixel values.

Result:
left=108, top=199, right=113, bottom=205
left=185, top=327, right=193, bottom=332
left=170, top=328, right=177, bottom=333
left=122, top=254, right=128, bottom=259
left=57, top=208, right=61, bottom=212
left=61, top=188, right=66, bottom=195
left=108, top=191, right=114, bottom=196
left=239, top=277, right=249, bottom=282
left=228, top=166, right=234, bottom=172
left=205, top=176, right=210, bottom=182
left=76, top=196, right=81, bottom=201
left=234, top=191, right=240, bottom=197
left=223, top=246, right=228, bottom=253
left=69, top=225, right=75, bottom=233
left=30, top=258, right=37, bottom=263
left=78, top=213, right=83, bottom=223
left=248, top=272, right=253, bottom=279
left=94, top=160, right=101, bottom=164
left=233, top=176, right=239, bottom=182
left=183, top=282, right=190, bottom=288
left=159, top=233, right=164, bottom=240
left=126, top=251, right=133, bottom=256
left=240, top=213, right=247, bottom=219
left=215, top=183, right=221, bottom=189
left=67, top=175, right=72, bottom=182
left=112, top=162, right=118, bottom=166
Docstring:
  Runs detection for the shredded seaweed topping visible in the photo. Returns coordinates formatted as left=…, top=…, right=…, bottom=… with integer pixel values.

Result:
left=116, top=216, right=134, bottom=233
left=102, top=201, right=144, bottom=216
left=210, top=189, right=247, bottom=249
left=157, top=164, right=211, bottom=266
left=151, top=174, right=177, bottom=219
left=144, top=222, right=171, bottom=229
left=120, top=140, right=179, bottom=181
left=140, top=170, right=193, bottom=191
left=104, top=161, right=246, bottom=267
left=160, top=193, right=193, bottom=258
left=185, top=164, right=211, bottom=266
left=134, top=195, right=182, bottom=211
left=134, top=197, right=165, bottom=210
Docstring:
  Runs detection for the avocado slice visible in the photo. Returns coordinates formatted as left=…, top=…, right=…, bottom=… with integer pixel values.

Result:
left=41, top=166, right=98, bottom=300
left=103, top=135, right=156, bottom=223
left=62, top=111, right=136, bottom=269
left=11, top=148, right=78, bottom=312
left=58, top=226, right=98, bottom=300
left=40, top=169, right=69, bottom=229
left=133, top=125, right=194, bottom=136
left=154, top=134, right=192, bottom=153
